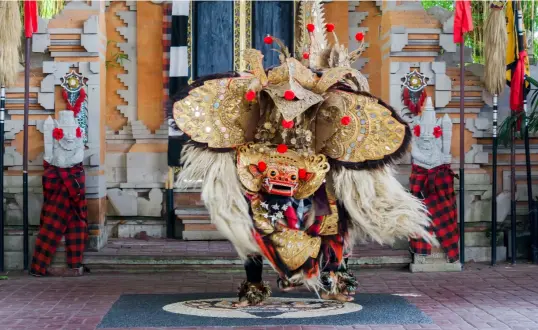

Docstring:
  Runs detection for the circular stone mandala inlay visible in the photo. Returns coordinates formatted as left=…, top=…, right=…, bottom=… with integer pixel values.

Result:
left=163, top=297, right=363, bottom=319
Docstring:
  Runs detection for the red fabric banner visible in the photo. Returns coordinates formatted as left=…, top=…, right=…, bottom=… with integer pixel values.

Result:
left=453, top=0, right=474, bottom=43
left=510, top=50, right=527, bottom=113
left=24, top=0, right=38, bottom=38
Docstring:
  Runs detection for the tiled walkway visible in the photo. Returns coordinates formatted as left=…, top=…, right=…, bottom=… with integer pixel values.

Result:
left=1, top=263, right=538, bottom=330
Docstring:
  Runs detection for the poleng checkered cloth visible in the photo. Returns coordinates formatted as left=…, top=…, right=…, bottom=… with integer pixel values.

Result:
left=409, top=164, right=460, bottom=263
left=30, top=162, right=88, bottom=275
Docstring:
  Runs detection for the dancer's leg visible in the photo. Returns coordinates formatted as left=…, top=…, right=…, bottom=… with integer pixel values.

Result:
left=244, top=255, right=263, bottom=283
left=320, top=248, right=356, bottom=302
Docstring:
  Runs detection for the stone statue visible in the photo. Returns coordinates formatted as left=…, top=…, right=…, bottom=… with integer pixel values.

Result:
left=410, top=97, right=452, bottom=169
left=30, top=110, right=88, bottom=277
left=409, top=97, right=460, bottom=266
left=43, top=110, right=84, bottom=168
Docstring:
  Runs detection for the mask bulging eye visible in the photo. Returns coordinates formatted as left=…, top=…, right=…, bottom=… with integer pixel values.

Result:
left=269, top=170, right=278, bottom=177
left=290, top=175, right=297, bottom=181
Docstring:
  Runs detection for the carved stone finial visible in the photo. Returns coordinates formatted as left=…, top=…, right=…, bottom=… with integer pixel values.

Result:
left=43, top=110, right=85, bottom=168
left=410, top=97, right=452, bottom=169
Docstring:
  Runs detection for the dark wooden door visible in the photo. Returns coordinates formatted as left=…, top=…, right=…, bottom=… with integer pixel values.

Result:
left=193, top=1, right=234, bottom=78
left=192, top=1, right=294, bottom=78
left=252, top=1, right=294, bottom=68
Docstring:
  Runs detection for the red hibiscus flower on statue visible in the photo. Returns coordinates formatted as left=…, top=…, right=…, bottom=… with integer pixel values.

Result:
left=52, top=128, right=64, bottom=140
left=76, top=127, right=83, bottom=138
left=413, top=125, right=420, bottom=137
left=433, top=126, right=442, bottom=138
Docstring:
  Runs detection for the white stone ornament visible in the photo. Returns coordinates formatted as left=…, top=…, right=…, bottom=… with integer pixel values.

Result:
left=43, top=110, right=85, bottom=168
left=410, top=97, right=452, bottom=169
left=60, top=70, right=85, bottom=93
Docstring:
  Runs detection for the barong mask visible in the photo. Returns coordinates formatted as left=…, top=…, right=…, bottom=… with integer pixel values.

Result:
left=238, top=144, right=329, bottom=199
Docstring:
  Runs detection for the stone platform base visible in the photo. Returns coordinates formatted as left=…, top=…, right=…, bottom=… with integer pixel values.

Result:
left=410, top=262, right=462, bottom=273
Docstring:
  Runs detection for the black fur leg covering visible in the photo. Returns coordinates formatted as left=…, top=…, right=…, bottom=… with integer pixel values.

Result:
left=237, top=281, right=272, bottom=305
left=321, top=270, right=358, bottom=295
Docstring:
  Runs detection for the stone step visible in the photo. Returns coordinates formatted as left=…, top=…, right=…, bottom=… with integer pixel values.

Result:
left=107, top=218, right=166, bottom=239
left=48, top=238, right=412, bottom=272
left=46, top=246, right=509, bottom=272
left=4, top=227, right=66, bottom=270
left=72, top=252, right=411, bottom=272
left=175, top=207, right=209, bottom=219
left=174, top=192, right=203, bottom=207
left=174, top=207, right=219, bottom=240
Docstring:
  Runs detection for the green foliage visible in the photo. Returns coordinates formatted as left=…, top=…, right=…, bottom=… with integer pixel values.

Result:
left=105, top=41, right=130, bottom=69
left=421, top=0, right=538, bottom=64
left=19, top=0, right=66, bottom=20
left=39, top=0, right=66, bottom=19
left=526, top=76, right=538, bottom=136
left=498, top=112, right=525, bottom=146
left=421, top=1, right=538, bottom=147
left=421, top=0, right=454, bottom=11
left=0, top=276, right=8, bottom=281
left=498, top=78, right=538, bottom=146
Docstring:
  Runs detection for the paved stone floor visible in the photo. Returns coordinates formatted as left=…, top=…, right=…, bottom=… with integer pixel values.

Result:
left=1, top=263, right=538, bottom=330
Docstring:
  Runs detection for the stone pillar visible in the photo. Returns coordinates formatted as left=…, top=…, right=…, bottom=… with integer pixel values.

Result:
left=104, top=1, right=167, bottom=239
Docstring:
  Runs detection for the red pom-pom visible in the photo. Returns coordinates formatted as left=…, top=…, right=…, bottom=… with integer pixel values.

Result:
left=307, top=24, right=315, bottom=32
left=298, top=168, right=307, bottom=180
left=413, top=125, right=421, bottom=137
left=264, top=35, right=273, bottom=44
left=355, top=32, right=364, bottom=42
left=76, top=127, right=82, bottom=138
left=433, top=126, right=443, bottom=138
left=245, top=90, right=256, bottom=102
left=276, top=144, right=288, bottom=154
left=257, top=161, right=267, bottom=172
left=340, top=116, right=351, bottom=126
left=52, top=128, right=64, bottom=141
left=325, top=23, right=335, bottom=32
left=282, top=120, right=294, bottom=129
left=284, top=90, right=295, bottom=101
left=302, top=52, right=310, bottom=60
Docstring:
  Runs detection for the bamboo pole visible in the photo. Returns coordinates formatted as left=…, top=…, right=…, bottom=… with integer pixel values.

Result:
left=492, top=93, right=498, bottom=265
left=23, top=37, right=30, bottom=270
left=515, top=1, right=535, bottom=264
left=511, top=0, right=533, bottom=264
left=459, top=38, right=465, bottom=266
left=0, top=86, right=5, bottom=273
left=166, top=167, right=175, bottom=239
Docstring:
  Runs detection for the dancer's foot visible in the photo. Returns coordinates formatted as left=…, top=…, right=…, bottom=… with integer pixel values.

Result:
left=280, top=286, right=295, bottom=292
left=342, top=288, right=356, bottom=295
left=236, top=281, right=271, bottom=307
left=277, top=278, right=299, bottom=292
left=233, top=299, right=264, bottom=307
left=321, top=292, right=354, bottom=302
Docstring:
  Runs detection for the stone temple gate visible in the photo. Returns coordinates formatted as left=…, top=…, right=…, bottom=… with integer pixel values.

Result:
left=2, top=0, right=537, bottom=271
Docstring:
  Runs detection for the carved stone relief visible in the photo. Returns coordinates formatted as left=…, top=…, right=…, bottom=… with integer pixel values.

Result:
left=410, top=97, right=452, bottom=169
left=43, top=111, right=84, bottom=168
